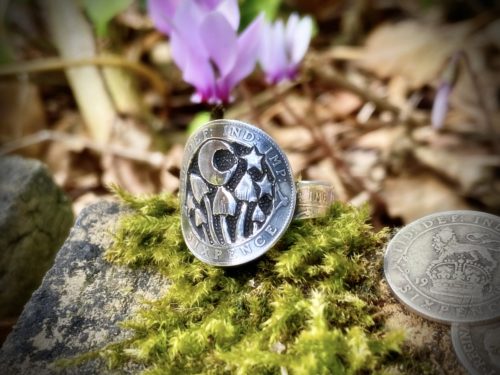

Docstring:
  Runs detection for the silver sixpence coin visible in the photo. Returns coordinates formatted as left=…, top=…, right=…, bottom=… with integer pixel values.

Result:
left=384, top=210, right=500, bottom=324
left=451, top=322, right=500, bottom=375
left=180, top=119, right=296, bottom=266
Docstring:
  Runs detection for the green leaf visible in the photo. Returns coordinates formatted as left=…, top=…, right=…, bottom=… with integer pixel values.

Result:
left=82, top=0, right=133, bottom=37
left=239, top=0, right=281, bottom=29
left=187, top=111, right=211, bottom=135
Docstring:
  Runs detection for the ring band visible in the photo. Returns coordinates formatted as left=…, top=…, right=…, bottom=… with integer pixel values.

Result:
left=180, top=119, right=334, bottom=266
left=294, top=181, right=335, bottom=220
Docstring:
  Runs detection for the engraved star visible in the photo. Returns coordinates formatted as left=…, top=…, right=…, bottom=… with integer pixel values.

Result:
left=242, top=147, right=263, bottom=172
left=257, top=174, right=273, bottom=198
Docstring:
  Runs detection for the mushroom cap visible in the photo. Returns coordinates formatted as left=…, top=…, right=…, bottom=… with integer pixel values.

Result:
left=213, top=186, right=237, bottom=216
left=234, top=173, right=258, bottom=202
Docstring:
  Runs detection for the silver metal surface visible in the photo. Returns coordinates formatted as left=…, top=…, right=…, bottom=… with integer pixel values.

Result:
left=180, top=119, right=296, bottom=266
left=452, top=322, right=500, bottom=375
left=384, top=210, right=500, bottom=324
left=294, top=181, right=334, bottom=220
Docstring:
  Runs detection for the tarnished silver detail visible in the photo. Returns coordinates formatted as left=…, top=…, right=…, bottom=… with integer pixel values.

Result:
left=384, top=210, right=500, bottom=324
left=452, top=322, right=500, bottom=375
left=294, top=181, right=334, bottom=220
left=180, top=119, right=296, bottom=266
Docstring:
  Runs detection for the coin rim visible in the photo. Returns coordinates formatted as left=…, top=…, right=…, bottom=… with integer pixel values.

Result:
left=384, top=210, right=500, bottom=324
left=451, top=322, right=500, bottom=375
left=180, top=119, right=297, bottom=266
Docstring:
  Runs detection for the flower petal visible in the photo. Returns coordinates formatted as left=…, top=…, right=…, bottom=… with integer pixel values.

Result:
left=431, top=82, right=451, bottom=129
left=147, top=0, right=181, bottom=35
left=169, top=30, right=188, bottom=67
left=285, top=12, right=299, bottom=52
left=171, top=31, right=215, bottom=102
left=215, top=0, right=240, bottom=30
left=224, top=13, right=264, bottom=91
left=290, top=15, right=313, bottom=65
left=199, top=12, right=238, bottom=76
left=195, top=0, right=223, bottom=10
left=172, top=1, right=206, bottom=46
left=259, top=19, right=288, bottom=83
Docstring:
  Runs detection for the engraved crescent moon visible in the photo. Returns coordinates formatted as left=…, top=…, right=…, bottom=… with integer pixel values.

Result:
left=198, top=140, right=236, bottom=186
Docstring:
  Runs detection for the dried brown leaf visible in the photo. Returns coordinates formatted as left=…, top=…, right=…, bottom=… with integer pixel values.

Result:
left=355, top=126, right=408, bottom=160
left=358, top=20, right=472, bottom=88
left=317, top=90, right=363, bottom=119
left=160, top=143, right=183, bottom=193
left=383, top=174, right=470, bottom=223
left=101, top=155, right=158, bottom=194
left=0, top=81, right=47, bottom=158
left=266, top=125, right=314, bottom=152
left=414, top=146, right=500, bottom=195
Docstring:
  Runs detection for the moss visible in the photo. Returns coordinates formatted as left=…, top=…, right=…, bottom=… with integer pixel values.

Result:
left=89, top=187, right=428, bottom=374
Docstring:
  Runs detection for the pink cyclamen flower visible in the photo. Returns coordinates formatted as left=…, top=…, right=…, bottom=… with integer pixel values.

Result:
left=148, top=0, right=263, bottom=104
left=259, top=13, right=313, bottom=84
left=431, top=52, right=461, bottom=130
left=431, top=82, right=451, bottom=129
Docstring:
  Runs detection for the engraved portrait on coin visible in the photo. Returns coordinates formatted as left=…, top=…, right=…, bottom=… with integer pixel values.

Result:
left=180, top=120, right=296, bottom=266
left=452, top=322, right=500, bottom=375
left=384, top=211, right=500, bottom=323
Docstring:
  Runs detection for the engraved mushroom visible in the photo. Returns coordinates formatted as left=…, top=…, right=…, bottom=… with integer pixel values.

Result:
left=190, top=173, right=219, bottom=244
left=252, top=205, right=265, bottom=233
left=187, top=193, right=196, bottom=211
left=194, top=208, right=207, bottom=226
left=234, top=173, right=258, bottom=241
left=194, top=208, right=210, bottom=241
left=190, top=174, right=209, bottom=203
left=213, top=186, right=237, bottom=244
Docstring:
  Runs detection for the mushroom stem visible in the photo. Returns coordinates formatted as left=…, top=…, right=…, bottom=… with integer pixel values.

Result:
left=253, top=222, right=259, bottom=234
left=203, top=196, right=220, bottom=245
left=220, top=216, right=232, bottom=244
left=202, top=225, right=210, bottom=243
left=236, top=202, right=248, bottom=241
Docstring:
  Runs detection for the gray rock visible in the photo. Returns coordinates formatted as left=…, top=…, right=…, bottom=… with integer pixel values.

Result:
left=0, top=156, right=74, bottom=319
left=0, top=201, right=170, bottom=374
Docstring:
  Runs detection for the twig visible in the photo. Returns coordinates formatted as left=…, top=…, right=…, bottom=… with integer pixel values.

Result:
left=271, top=84, right=348, bottom=201
left=0, top=130, right=166, bottom=168
left=0, top=55, right=168, bottom=95
left=238, top=82, right=260, bottom=124
left=460, top=51, right=499, bottom=151
left=308, top=60, right=422, bottom=127
left=301, top=82, right=349, bottom=201
left=302, top=81, right=390, bottom=211
left=226, top=80, right=299, bottom=119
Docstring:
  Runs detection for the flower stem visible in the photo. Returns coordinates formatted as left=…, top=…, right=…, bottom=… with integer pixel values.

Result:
left=271, top=84, right=348, bottom=202
left=210, top=105, right=225, bottom=120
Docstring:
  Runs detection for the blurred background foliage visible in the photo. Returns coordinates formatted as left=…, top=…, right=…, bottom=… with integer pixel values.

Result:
left=0, top=0, right=498, bottom=224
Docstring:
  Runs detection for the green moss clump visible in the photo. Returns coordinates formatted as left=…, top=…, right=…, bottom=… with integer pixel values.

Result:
left=99, top=188, right=407, bottom=374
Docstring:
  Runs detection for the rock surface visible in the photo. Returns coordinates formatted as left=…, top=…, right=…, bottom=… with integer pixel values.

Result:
left=380, top=281, right=467, bottom=374
left=0, top=201, right=170, bottom=374
left=0, top=156, right=74, bottom=319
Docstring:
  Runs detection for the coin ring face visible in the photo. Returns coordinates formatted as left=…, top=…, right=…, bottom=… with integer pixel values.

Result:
left=451, top=322, right=500, bottom=375
left=180, top=119, right=296, bottom=266
left=384, top=210, right=500, bottom=324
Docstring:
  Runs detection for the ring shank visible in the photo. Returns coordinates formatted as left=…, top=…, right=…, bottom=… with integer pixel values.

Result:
left=294, top=181, right=335, bottom=220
